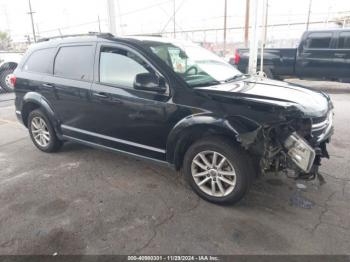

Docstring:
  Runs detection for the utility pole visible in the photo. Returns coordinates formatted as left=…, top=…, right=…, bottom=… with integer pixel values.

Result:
left=36, top=23, right=40, bottom=39
left=247, top=0, right=259, bottom=75
left=244, top=0, right=250, bottom=47
left=173, top=0, right=176, bottom=38
left=306, top=0, right=312, bottom=31
left=259, top=0, right=268, bottom=74
left=223, top=0, right=227, bottom=57
left=107, top=0, right=117, bottom=35
left=28, top=0, right=36, bottom=42
left=325, top=0, right=332, bottom=26
left=98, top=16, right=101, bottom=33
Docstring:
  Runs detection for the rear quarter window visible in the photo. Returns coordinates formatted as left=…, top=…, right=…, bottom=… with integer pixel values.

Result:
left=23, top=48, right=55, bottom=74
left=54, top=45, right=94, bottom=81
left=338, top=32, right=350, bottom=49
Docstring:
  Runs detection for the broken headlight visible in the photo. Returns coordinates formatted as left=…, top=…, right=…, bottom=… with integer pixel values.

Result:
left=284, top=132, right=316, bottom=173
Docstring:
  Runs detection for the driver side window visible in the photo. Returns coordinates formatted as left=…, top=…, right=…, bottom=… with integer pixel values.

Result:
left=99, top=46, right=151, bottom=89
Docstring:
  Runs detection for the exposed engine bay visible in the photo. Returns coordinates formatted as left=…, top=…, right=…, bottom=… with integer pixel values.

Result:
left=249, top=110, right=334, bottom=183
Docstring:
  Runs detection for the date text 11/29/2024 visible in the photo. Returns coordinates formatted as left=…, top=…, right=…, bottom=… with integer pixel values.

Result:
left=127, top=255, right=219, bottom=261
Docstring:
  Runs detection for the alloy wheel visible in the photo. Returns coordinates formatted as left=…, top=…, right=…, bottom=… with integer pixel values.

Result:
left=191, top=150, right=236, bottom=197
left=31, top=116, right=50, bottom=147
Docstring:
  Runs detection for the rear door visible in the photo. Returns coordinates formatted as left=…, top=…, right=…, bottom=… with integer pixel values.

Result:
left=17, top=48, right=56, bottom=107
left=42, top=43, right=96, bottom=131
left=333, top=31, right=350, bottom=80
left=296, top=32, right=336, bottom=79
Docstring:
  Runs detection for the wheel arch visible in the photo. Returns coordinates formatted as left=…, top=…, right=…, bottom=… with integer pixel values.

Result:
left=166, top=114, right=261, bottom=170
left=21, top=92, right=61, bottom=136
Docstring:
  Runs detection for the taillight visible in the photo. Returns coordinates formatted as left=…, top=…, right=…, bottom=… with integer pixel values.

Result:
left=234, top=50, right=240, bottom=64
left=9, top=74, right=16, bottom=88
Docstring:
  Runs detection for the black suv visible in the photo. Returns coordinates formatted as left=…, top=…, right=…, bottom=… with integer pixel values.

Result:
left=13, top=33, right=334, bottom=205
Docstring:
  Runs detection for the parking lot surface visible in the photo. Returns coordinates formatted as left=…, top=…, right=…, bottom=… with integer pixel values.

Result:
left=0, top=83, right=349, bottom=255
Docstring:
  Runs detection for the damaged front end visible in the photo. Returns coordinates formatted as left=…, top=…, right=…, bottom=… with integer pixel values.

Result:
left=251, top=110, right=334, bottom=182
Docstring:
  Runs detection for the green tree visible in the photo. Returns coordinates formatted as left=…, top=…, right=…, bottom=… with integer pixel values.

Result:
left=0, top=31, right=11, bottom=50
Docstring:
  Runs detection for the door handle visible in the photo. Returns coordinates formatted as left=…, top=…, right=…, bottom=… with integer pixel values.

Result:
left=334, top=53, right=346, bottom=58
left=42, top=83, right=54, bottom=88
left=93, top=92, right=109, bottom=99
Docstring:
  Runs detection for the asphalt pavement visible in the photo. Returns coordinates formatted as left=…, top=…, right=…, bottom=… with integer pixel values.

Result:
left=0, top=82, right=349, bottom=255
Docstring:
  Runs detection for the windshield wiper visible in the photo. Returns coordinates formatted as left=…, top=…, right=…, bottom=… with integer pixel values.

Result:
left=224, top=74, right=248, bottom=83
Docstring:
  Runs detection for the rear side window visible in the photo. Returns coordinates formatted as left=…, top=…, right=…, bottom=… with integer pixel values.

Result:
left=23, top=48, right=55, bottom=74
left=305, top=33, right=332, bottom=49
left=54, top=45, right=94, bottom=81
left=338, top=32, right=350, bottom=49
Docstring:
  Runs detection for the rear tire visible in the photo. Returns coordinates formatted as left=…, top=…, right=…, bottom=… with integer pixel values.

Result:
left=28, top=109, right=63, bottom=152
left=183, top=137, right=254, bottom=205
left=263, top=68, right=274, bottom=79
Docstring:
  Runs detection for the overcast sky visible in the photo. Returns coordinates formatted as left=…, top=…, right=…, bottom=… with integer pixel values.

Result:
left=0, top=0, right=349, bottom=42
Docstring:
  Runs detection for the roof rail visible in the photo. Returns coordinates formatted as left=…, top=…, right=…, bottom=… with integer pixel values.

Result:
left=127, top=34, right=163, bottom=37
left=37, top=32, right=114, bottom=42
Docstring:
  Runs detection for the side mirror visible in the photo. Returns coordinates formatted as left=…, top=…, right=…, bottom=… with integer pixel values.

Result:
left=133, top=73, right=167, bottom=93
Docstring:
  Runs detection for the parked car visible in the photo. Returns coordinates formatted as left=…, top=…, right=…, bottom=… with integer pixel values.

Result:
left=232, top=29, right=350, bottom=82
left=13, top=33, right=334, bottom=205
left=0, top=52, right=22, bottom=93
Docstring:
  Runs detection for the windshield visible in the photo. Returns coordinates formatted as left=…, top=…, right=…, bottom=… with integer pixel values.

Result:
left=146, top=41, right=243, bottom=87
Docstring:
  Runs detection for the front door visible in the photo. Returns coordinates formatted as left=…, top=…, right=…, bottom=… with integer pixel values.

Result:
left=84, top=44, right=176, bottom=161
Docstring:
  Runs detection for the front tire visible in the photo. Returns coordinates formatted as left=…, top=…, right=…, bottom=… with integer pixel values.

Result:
left=28, top=109, right=62, bottom=152
left=183, top=137, right=254, bottom=205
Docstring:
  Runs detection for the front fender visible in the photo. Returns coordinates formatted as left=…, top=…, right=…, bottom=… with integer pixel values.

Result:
left=166, top=113, right=261, bottom=165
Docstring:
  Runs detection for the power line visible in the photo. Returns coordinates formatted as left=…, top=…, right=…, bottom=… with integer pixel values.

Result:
left=40, top=20, right=104, bottom=34
left=147, top=19, right=347, bottom=35
left=160, top=0, right=186, bottom=33
left=156, top=2, right=186, bottom=34
left=8, top=5, right=350, bottom=41
left=119, top=0, right=173, bottom=16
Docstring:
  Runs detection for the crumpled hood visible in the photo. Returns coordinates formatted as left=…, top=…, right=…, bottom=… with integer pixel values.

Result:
left=197, top=77, right=331, bottom=117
